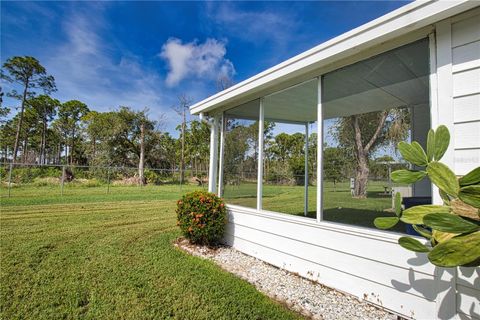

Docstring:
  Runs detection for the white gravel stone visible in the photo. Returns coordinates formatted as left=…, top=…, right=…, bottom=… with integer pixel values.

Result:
left=176, top=239, right=398, bottom=320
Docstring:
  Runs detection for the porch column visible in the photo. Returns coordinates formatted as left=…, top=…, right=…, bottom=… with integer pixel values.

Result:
left=217, top=113, right=225, bottom=197
left=304, top=123, right=309, bottom=216
left=208, top=114, right=219, bottom=193
left=257, top=98, right=264, bottom=210
left=316, top=77, right=323, bottom=223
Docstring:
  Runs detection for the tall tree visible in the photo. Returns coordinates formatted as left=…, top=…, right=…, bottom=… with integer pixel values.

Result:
left=1, top=56, right=56, bottom=162
left=27, top=95, right=60, bottom=164
left=173, top=94, right=192, bottom=184
left=185, top=120, right=210, bottom=175
left=333, top=108, right=410, bottom=198
left=113, top=107, right=155, bottom=185
left=57, top=100, right=89, bottom=164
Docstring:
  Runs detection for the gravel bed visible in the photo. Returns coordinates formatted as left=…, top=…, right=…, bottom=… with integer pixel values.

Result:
left=175, top=239, right=398, bottom=320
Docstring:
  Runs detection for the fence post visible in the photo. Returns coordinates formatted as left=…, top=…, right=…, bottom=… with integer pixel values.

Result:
left=7, top=163, right=13, bottom=198
left=61, top=165, right=65, bottom=196
left=106, top=167, right=110, bottom=194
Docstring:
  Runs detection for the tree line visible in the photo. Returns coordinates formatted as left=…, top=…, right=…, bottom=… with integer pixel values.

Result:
left=0, top=56, right=210, bottom=185
left=1, top=56, right=410, bottom=195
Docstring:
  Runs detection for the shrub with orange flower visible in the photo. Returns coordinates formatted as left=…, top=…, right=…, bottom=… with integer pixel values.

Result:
left=176, top=191, right=227, bottom=245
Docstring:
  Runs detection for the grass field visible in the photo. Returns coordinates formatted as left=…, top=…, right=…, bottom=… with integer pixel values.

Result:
left=223, top=180, right=405, bottom=232
left=1, top=185, right=301, bottom=320
left=1, top=181, right=405, bottom=319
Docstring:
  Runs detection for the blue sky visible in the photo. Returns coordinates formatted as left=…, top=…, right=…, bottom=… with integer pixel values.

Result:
left=1, top=1, right=409, bottom=134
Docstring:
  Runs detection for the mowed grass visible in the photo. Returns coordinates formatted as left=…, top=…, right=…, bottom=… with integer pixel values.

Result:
left=1, top=185, right=300, bottom=320
left=224, top=181, right=405, bottom=232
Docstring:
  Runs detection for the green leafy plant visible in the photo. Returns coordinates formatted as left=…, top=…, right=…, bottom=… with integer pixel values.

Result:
left=176, top=191, right=227, bottom=245
left=374, top=125, right=480, bottom=267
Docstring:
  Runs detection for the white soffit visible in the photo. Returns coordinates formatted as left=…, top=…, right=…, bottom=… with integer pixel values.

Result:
left=190, top=0, right=478, bottom=115
left=224, top=38, right=429, bottom=123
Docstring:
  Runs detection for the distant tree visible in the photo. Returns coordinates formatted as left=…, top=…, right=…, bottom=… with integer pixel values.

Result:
left=323, top=147, right=349, bottom=191
left=27, top=95, right=60, bottom=164
left=57, top=100, right=89, bottom=164
left=0, top=105, right=10, bottom=124
left=333, top=108, right=410, bottom=198
left=82, top=111, right=118, bottom=166
left=369, top=155, right=394, bottom=180
left=0, top=86, right=4, bottom=107
left=1, top=56, right=56, bottom=162
left=172, top=94, right=192, bottom=184
left=149, top=132, right=177, bottom=171
left=112, top=107, right=156, bottom=185
left=9, top=106, right=40, bottom=163
left=185, top=120, right=210, bottom=176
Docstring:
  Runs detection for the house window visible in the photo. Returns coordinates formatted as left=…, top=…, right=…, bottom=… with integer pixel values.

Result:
left=320, top=38, right=431, bottom=231
left=221, top=100, right=260, bottom=209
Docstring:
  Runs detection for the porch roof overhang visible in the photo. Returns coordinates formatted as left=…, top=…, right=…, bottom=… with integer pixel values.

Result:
left=190, top=0, right=478, bottom=116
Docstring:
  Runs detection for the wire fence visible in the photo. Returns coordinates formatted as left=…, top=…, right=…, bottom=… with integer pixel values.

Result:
left=0, top=163, right=397, bottom=199
left=0, top=163, right=210, bottom=198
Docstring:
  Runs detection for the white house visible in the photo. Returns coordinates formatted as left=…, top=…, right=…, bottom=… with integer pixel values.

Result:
left=190, top=1, right=480, bottom=319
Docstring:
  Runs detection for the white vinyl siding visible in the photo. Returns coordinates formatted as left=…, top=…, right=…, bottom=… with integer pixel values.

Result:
left=445, top=10, right=480, bottom=319
left=225, top=206, right=436, bottom=319
left=451, top=13, right=480, bottom=178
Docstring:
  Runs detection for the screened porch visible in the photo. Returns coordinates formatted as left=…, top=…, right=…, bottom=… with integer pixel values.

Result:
left=208, top=37, right=433, bottom=232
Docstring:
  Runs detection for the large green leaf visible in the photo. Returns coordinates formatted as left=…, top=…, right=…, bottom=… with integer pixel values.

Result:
left=427, top=162, right=459, bottom=197
left=398, top=141, right=428, bottom=166
left=458, top=185, right=480, bottom=209
left=394, top=192, right=402, bottom=217
left=432, top=230, right=457, bottom=243
left=413, top=225, right=432, bottom=239
left=411, top=142, right=428, bottom=166
left=401, top=205, right=450, bottom=224
left=459, top=167, right=480, bottom=186
left=398, top=237, right=430, bottom=253
left=428, top=231, right=480, bottom=267
left=426, top=129, right=435, bottom=163
left=391, top=170, right=426, bottom=184
left=374, top=217, right=399, bottom=229
left=434, top=125, right=450, bottom=161
left=423, top=213, right=479, bottom=234
left=439, top=189, right=451, bottom=205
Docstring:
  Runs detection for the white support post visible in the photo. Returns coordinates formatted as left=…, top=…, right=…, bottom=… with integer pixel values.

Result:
left=208, top=115, right=219, bottom=193
left=304, top=123, right=309, bottom=217
left=316, top=77, right=323, bottom=223
left=257, top=99, right=264, bottom=211
left=217, top=113, right=225, bottom=197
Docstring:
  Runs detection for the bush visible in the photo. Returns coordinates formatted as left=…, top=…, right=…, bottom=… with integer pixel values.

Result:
left=176, top=191, right=227, bottom=245
left=32, top=177, right=60, bottom=186
left=144, top=169, right=162, bottom=185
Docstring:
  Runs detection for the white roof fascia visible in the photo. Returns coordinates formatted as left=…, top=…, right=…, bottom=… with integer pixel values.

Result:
left=190, top=0, right=478, bottom=115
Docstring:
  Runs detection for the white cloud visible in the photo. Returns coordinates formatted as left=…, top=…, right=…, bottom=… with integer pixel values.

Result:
left=42, top=5, right=167, bottom=121
left=160, top=38, right=235, bottom=87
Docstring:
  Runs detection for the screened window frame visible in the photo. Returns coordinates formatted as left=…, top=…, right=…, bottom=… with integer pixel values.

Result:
left=215, top=33, right=436, bottom=234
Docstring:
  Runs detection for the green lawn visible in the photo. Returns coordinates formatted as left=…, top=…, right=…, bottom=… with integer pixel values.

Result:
left=224, top=181, right=406, bottom=232
left=1, top=185, right=300, bottom=320
left=0, top=180, right=406, bottom=319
